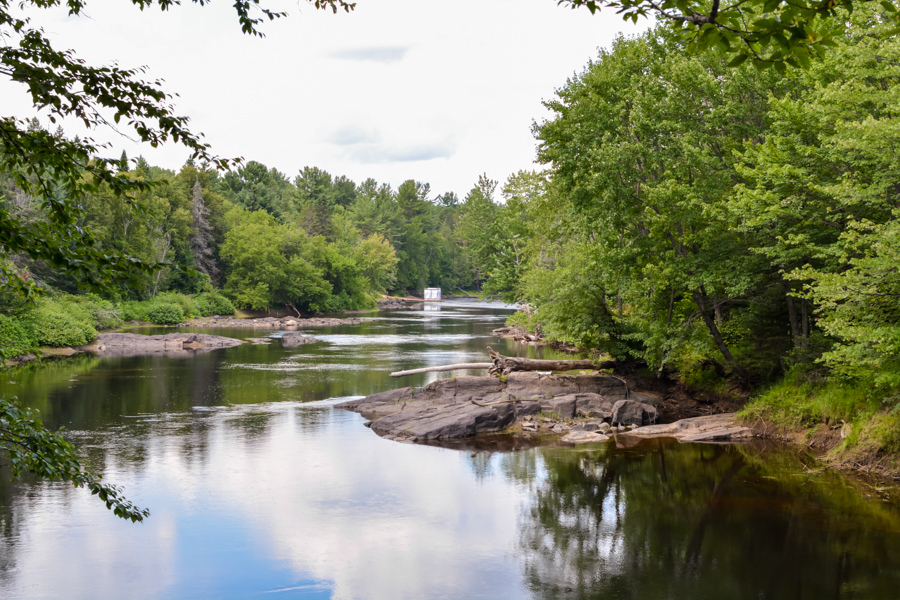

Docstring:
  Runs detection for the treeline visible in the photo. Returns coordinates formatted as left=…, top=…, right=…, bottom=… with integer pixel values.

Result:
left=1, top=139, right=523, bottom=318
left=464, top=7, right=899, bottom=398
left=1, top=121, right=542, bottom=353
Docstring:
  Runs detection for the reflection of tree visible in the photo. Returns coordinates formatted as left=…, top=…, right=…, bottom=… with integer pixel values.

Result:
left=519, top=440, right=900, bottom=599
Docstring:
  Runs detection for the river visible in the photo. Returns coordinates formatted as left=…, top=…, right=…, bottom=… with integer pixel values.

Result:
left=1, top=300, right=899, bottom=599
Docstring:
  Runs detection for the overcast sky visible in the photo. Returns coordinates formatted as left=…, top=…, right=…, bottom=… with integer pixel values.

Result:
left=6, top=0, right=652, bottom=197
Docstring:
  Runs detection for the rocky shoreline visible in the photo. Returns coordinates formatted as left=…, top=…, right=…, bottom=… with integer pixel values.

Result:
left=337, top=372, right=751, bottom=446
left=180, top=315, right=367, bottom=329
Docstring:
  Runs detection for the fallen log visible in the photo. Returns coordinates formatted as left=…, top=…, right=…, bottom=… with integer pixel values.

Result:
left=389, top=349, right=617, bottom=378
left=390, top=363, right=492, bottom=377
left=487, top=347, right=615, bottom=376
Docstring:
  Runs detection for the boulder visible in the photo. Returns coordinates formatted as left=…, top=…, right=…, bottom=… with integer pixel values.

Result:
left=573, top=393, right=615, bottom=418
left=611, top=399, right=658, bottom=427
left=539, top=395, right=577, bottom=419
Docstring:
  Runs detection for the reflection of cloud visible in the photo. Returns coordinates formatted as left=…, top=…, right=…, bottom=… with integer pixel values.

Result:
left=330, top=46, right=409, bottom=63
left=5, top=403, right=529, bottom=599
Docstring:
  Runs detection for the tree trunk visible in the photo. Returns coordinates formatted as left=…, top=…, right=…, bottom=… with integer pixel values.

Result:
left=692, top=290, right=747, bottom=380
left=487, top=347, right=615, bottom=376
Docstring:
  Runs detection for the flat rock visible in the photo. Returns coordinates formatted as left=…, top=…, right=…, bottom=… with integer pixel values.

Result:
left=337, top=374, right=748, bottom=448
left=183, top=316, right=366, bottom=329
left=624, top=413, right=752, bottom=442
left=561, top=430, right=610, bottom=444
left=95, top=333, right=243, bottom=358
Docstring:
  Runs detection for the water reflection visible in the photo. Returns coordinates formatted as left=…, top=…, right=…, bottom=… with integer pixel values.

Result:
left=519, top=439, right=900, bottom=600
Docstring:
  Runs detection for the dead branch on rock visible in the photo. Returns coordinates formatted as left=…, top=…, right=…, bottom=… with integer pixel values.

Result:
left=389, top=348, right=617, bottom=378
left=487, top=347, right=615, bottom=376
left=389, top=363, right=493, bottom=377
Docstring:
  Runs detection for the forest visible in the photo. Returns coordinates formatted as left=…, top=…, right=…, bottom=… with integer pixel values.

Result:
left=2, top=2, right=899, bottom=473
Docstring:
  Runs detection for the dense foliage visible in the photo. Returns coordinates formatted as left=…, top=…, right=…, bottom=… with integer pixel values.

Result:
left=478, top=7, right=900, bottom=403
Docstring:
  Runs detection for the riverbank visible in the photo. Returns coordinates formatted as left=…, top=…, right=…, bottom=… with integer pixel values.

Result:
left=738, top=374, right=900, bottom=479
left=339, top=369, right=900, bottom=480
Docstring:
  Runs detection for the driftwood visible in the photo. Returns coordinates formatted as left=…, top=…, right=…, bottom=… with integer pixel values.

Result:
left=388, top=348, right=616, bottom=377
left=487, top=346, right=614, bottom=375
left=389, top=363, right=493, bottom=377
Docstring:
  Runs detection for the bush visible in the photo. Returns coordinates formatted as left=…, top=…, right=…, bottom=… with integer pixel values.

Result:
left=0, top=314, right=38, bottom=358
left=28, top=301, right=97, bottom=347
left=156, top=292, right=198, bottom=319
left=146, top=303, right=185, bottom=325
left=82, top=294, right=122, bottom=330
left=194, top=292, right=235, bottom=316
left=118, top=301, right=149, bottom=323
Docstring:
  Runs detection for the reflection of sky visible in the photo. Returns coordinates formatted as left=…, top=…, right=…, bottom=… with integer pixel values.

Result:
left=2, top=403, right=531, bottom=599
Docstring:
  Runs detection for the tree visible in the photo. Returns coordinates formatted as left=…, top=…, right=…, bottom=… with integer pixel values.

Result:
left=0, top=0, right=355, bottom=520
left=220, top=206, right=331, bottom=311
left=731, top=9, right=900, bottom=382
left=562, top=0, right=900, bottom=67
left=189, top=174, right=220, bottom=283
left=531, top=28, right=784, bottom=377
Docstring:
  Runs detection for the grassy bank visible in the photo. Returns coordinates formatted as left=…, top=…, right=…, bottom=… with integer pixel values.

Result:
left=740, top=369, right=900, bottom=477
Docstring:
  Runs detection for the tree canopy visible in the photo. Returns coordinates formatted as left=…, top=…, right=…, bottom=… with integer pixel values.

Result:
left=563, top=0, right=899, bottom=67
left=0, top=0, right=357, bottom=522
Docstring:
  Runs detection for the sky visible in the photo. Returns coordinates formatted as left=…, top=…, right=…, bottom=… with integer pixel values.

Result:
left=5, top=0, right=652, bottom=197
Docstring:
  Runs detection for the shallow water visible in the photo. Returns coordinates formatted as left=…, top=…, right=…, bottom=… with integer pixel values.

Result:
left=1, top=301, right=899, bottom=599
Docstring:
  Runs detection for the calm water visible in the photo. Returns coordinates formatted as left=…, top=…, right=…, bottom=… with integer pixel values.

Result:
left=1, top=300, right=899, bottom=599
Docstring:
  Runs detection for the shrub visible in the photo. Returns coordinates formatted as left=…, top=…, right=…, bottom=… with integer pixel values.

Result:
left=28, top=302, right=97, bottom=347
left=156, top=292, right=198, bottom=319
left=146, top=303, right=185, bottom=325
left=0, top=314, right=38, bottom=358
left=194, top=292, right=235, bottom=316
left=118, top=301, right=150, bottom=323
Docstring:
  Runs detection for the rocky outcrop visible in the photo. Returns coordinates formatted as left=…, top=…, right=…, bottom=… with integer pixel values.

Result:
left=182, top=316, right=366, bottom=329
left=94, top=332, right=243, bottom=358
left=281, top=333, right=321, bottom=347
left=337, top=372, right=663, bottom=443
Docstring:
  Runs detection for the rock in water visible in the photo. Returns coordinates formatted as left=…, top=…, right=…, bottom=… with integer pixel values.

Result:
left=281, top=333, right=321, bottom=347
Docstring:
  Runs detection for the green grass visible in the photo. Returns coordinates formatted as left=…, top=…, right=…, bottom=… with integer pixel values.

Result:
left=740, top=366, right=900, bottom=466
